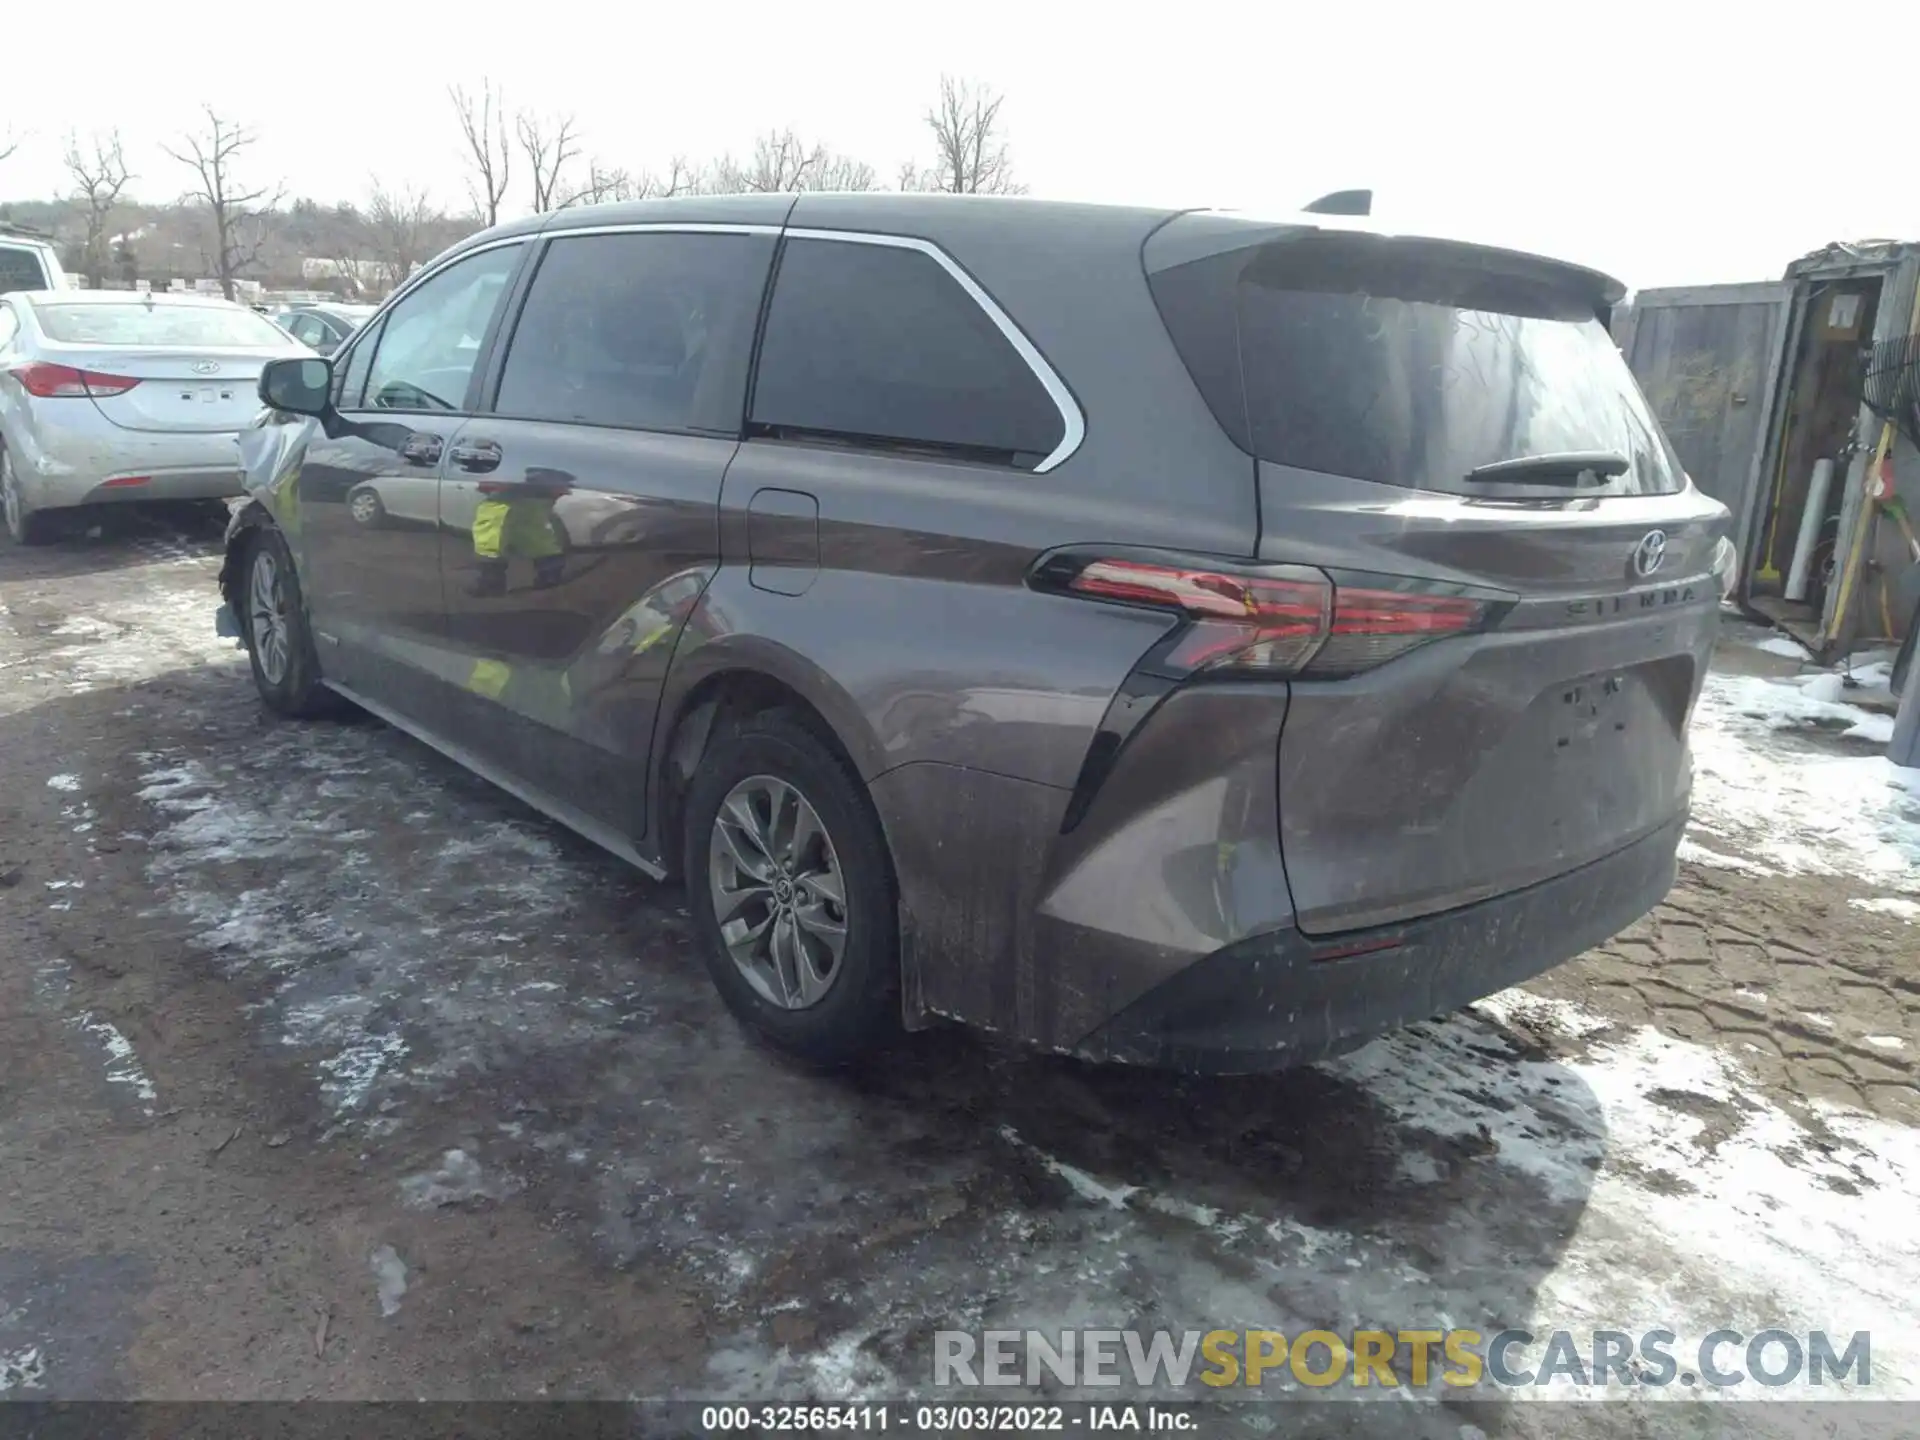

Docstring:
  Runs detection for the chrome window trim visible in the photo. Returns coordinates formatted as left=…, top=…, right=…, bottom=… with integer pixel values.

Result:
left=783, top=227, right=1086, bottom=474
left=542, top=222, right=784, bottom=238
left=348, top=220, right=1086, bottom=472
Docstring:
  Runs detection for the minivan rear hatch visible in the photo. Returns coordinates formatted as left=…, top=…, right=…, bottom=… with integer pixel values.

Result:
left=1146, top=215, right=1729, bottom=934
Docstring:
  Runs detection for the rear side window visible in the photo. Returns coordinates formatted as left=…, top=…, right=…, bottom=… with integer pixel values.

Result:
left=495, top=230, right=773, bottom=435
left=31, top=301, right=289, bottom=348
left=749, top=238, right=1064, bottom=468
left=0, top=246, right=49, bottom=295
left=1149, top=235, right=1681, bottom=495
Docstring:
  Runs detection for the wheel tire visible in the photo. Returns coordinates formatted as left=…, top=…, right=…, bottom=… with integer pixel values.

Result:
left=347, top=485, right=387, bottom=528
left=240, top=527, right=338, bottom=718
left=1, top=443, right=56, bottom=546
left=683, top=711, right=900, bottom=1065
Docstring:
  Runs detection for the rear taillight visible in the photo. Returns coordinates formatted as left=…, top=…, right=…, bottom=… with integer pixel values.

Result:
left=13, top=362, right=142, bottom=398
left=1034, top=550, right=1505, bottom=679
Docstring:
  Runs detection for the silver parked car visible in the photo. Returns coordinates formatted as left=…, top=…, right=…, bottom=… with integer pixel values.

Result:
left=276, top=303, right=377, bottom=357
left=0, top=290, right=308, bottom=543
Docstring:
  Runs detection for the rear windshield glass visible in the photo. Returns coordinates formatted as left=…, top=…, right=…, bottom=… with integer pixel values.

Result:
left=0, top=246, right=50, bottom=295
left=32, top=302, right=290, bottom=348
left=1150, top=236, right=1681, bottom=495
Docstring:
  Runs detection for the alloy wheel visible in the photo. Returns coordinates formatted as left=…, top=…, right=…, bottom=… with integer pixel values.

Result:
left=249, top=547, right=292, bottom=685
left=707, top=775, right=849, bottom=1010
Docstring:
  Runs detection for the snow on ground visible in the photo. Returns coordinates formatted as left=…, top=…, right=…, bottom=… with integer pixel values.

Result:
left=0, top=1345, right=47, bottom=1394
left=0, top=564, right=239, bottom=716
left=1326, top=992, right=1919, bottom=1397
left=65, top=1012, right=158, bottom=1115
left=1690, top=671, right=1920, bottom=889
left=1675, top=838, right=1776, bottom=876
left=1851, top=896, right=1920, bottom=922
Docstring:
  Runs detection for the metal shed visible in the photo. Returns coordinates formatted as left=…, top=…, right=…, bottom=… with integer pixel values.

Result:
left=1614, top=240, right=1920, bottom=661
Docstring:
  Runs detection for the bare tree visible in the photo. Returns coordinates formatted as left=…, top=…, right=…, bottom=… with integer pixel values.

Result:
left=161, top=109, right=282, bottom=300
left=564, top=159, right=634, bottom=207
left=708, top=130, right=876, bottom=194
left=0, top=127, right=19, bottom=166
left=811, top=152, right=878, bottom=192
left=368, top=183, right=437, bottom=293
left=63, top=131, right=134, bottom=287
left=561, top=153, right=703, bottom=209
left=516, top=111, right=580, bottom=214
left=450, top=81, right=512, bottom=226
left=919, top=76, right=1022, bottom=195
left=640, top=157, right=699, bottom=199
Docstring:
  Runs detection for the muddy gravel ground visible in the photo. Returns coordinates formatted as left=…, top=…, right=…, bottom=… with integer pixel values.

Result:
left=2, top=510, right=1916, bottom=1435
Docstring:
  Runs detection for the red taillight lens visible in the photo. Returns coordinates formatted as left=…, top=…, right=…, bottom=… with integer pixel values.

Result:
left=1044, top=552, right=1498, bottom=678
left=1307, top=585, right=1489, bottom=676
left=13, top=362, right=142, bottom=398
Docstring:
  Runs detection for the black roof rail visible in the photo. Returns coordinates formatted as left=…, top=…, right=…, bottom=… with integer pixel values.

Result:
left=0, top=220, right=56, bottom=241
left=1301, top=189, right=1372, bottom=217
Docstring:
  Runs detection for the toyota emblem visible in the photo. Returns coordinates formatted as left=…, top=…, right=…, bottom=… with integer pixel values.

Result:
left=191, top=360, right=221, bottom=375
left=1632, top=530, right=1668, bottom=578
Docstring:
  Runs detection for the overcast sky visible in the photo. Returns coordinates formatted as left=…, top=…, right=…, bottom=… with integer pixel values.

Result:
left=5, top=0, right=1917, bottom=290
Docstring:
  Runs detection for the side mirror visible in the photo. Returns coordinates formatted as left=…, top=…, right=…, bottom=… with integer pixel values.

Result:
left=259, top=356, right=332, bottom=416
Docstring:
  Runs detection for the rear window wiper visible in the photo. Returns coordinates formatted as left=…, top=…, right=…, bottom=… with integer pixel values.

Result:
left=1465, top=451, right=1630, bottom=485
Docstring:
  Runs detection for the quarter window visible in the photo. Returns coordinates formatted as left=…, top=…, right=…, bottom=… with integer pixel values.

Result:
left=494, top=231, right=773, bottom=435
left=748, top=238, right=1065, bottom=467
left=362, top=244, right=523, bottom=412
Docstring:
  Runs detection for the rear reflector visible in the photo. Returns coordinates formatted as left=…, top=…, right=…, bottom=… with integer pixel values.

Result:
left=1035, top=550, right=1502, bottom=679
left=99, top=476, right=150, bottom=489
left=13, top=362, right=142, bottom=398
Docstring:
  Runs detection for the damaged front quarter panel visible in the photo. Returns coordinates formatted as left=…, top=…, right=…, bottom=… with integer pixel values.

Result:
left=217, top=410, right=316, bottom=638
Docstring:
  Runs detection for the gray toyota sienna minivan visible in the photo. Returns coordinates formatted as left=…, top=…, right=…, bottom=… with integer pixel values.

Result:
left=223, top=193, right=1732, bottom=1073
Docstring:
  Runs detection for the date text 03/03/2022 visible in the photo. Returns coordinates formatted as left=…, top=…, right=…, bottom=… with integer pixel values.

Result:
left=698, top=1403, right=1194, bottom=1431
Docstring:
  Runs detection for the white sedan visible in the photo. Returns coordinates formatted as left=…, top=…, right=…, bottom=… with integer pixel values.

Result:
left=0, top=290, right=308, bottom=544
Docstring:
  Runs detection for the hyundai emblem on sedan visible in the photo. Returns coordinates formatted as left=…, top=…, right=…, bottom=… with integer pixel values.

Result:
left=191, top=360, right=222, bottom=375
left=1633, top=530, right=1668, bottom=577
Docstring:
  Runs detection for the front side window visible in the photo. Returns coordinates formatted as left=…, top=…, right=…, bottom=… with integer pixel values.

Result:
left=363, top=244, right=523, bottom=412
left=748, top=238, right=1065, bottom=468
left=287, top=313, right=328, bottom=348
left=494, top=230, right=773, bottom=435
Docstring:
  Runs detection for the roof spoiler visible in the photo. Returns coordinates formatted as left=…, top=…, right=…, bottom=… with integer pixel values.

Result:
left=1301, top=189, right=1372, bottom=217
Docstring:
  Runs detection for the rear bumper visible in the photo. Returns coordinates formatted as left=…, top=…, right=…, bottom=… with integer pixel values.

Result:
left=1079, top=813, right=1683, bottom=1074
left=77, top=466, right=246, bottom=504
left=14, top=422, right=244, bottom=508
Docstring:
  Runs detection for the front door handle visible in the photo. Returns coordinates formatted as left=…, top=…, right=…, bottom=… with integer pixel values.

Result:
left=451, top=439, right=503, bottom=474
left=399, top=432, right=443, bottom=467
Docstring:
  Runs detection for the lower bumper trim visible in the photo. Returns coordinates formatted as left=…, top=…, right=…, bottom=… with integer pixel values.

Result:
left=1080, top=814, right=1684, bottom=1074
